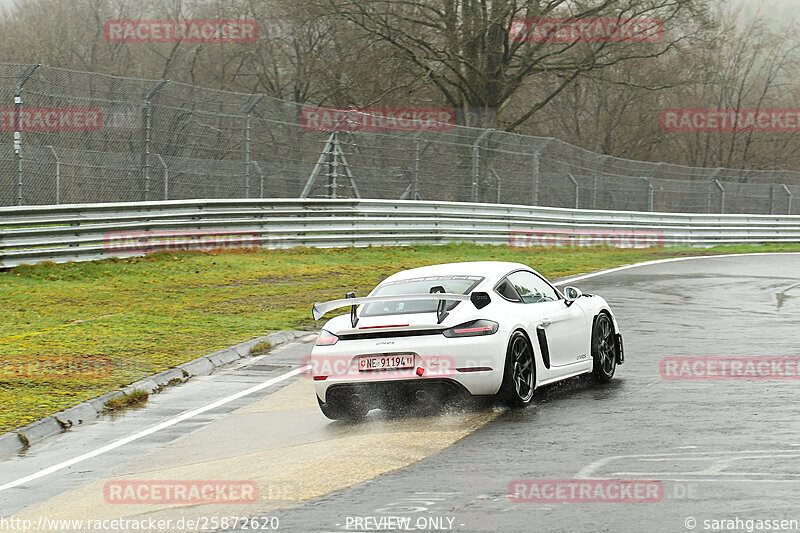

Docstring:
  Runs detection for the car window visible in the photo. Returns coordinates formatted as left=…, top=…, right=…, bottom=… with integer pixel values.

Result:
left=361, top=275, right=483, bottom=317
left=505, top=271, right=559, bottom=304
left=495, top=279, right=522, bottom=302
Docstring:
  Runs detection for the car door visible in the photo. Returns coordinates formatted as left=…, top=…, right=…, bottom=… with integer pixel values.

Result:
left=504, top=271, right=588, bottom=369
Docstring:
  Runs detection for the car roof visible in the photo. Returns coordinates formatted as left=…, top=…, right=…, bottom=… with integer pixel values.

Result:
left=381, top=261, right=536, bottom=284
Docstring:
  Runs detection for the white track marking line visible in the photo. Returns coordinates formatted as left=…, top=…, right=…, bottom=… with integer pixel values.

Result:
left=552, top=251, right=800, bottom=286
left=0, top=365, right=310, bottom=492
left=576, top=449, right=800, bottom=479
left=4, top=252, right=798, bottom=492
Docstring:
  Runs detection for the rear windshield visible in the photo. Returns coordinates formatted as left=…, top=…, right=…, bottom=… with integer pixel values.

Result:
left=361, top=275, right=484, bottom=317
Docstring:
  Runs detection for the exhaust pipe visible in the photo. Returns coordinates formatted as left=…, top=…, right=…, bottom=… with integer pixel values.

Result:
left=415, top=390, right=431, bottom=403
left=350, top=393, right=363, bottom=405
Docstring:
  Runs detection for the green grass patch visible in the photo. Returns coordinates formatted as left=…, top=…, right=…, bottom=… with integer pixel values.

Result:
left=1, top=242, right=798, bottom=433
left=250, top=340, right=273, bottom=356
left=102, top=389, right=149, bottom=413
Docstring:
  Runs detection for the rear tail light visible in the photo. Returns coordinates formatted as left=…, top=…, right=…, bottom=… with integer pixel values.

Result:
left=442, top=320, right=499, bottom=338
left=315, top=330, right=339, bottom=346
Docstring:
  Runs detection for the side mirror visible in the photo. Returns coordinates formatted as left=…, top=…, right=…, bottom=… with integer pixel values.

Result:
left=564, top=286, right=582, bottom=306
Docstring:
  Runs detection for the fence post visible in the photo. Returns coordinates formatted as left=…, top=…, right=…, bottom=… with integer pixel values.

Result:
left=156, top=154, right=168, bottom=200
left=714, top=179, right=725, bottom=213
left=140, top=79, right=167, bottom=202
left=592, top=154, right=610, bottom=209
left=567, top=173, right=579, bottom=209
left=769, top=183, right=775, bottom=215
left=531, top=138, right=553, bottom=206
left=490, top=168, right=501, bottom=203
left=781, top=184, right=792, bottom=214
left=251, top=161, right=265, bottom=198
left=411, top=130, right=423, bottom=200
left=242, top=94, right=264, bottom=199
left=12, top=63, right=39, bottom=206
left=648, top=163, right=664, bottom=211
left=769, top=172, right=787, bottom=215
left=301, top=132, right=336, bottom=198
left=329, top=131, right=339, bottom=199
left=642, top=177, right=654, bottom=211
left=47, top=145, right=60, bottom=204
left=471, top=129, right=493, bottom=202
left=705, top=168, right=723, bottom=213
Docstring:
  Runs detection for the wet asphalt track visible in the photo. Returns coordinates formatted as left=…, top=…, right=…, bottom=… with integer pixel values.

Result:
left=1, top=253, right=799, bottom=533
left=262, top=253, right=800, bottom=532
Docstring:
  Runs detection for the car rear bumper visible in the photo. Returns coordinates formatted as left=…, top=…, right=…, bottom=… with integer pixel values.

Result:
left=321, top=379, right=475, bottom=412
left=311, top=332, right=506, bottom=402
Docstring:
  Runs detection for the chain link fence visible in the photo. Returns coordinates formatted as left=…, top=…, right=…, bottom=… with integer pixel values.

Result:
left=1, top=62, right=798, bottom=214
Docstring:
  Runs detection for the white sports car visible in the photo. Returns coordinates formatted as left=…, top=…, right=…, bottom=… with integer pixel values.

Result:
left=310, top=261, right=623, bottom=421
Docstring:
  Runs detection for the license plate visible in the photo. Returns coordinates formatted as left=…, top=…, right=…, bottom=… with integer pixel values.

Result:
left=358, top=354, right=414, bottom=372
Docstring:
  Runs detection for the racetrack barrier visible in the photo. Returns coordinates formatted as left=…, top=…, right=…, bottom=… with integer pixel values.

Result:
left=2, top=198, right=800, bottom=268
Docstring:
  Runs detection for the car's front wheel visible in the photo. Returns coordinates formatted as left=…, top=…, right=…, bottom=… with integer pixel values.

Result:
left=590, top=313, right=617, bottom=382
left=497, top=331, right=536, bottom=406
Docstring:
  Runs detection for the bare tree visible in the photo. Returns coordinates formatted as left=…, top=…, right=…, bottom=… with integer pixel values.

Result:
left=314, top=0, right=710, bottom=127
left=661, top=4, right=800, bottom=170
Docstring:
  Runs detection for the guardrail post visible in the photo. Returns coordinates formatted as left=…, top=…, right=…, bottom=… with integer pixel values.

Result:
left=531, top=138, right=553, bottom=206
left=567, top=172, right=579, bottom=209
left=156, top=154, right=168, bottom=200
left=12, top=63, right=40, bottom=206
left=471, top=129, right=493, bottom=202
left=140, top=79, right=167, bottom=202
left=48, top=145, right=60, bottom=204
left=705, top=168, right=723, bottom=213
left=242, top=94, right=264, bottom=199
left=251, top=161, right=265, bottom=198
left=411, top=131, right=423, bottom=200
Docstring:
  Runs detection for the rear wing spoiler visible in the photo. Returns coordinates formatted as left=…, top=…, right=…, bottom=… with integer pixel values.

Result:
left=312, top=290, right=491, bottom=326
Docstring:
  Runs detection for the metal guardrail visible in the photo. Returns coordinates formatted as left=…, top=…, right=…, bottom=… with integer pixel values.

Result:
left=2, top=199, right=800, bottom=268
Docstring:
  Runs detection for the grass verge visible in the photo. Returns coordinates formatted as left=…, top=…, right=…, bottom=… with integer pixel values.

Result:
left=1, top=242, right=798, bottom=433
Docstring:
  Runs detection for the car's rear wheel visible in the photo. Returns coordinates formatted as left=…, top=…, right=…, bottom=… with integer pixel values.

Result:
left=498, top=331, right=536, bottom=406
left=590, top=313, right=617, bottom=383
left=317, top=396, right=368, bottom=422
